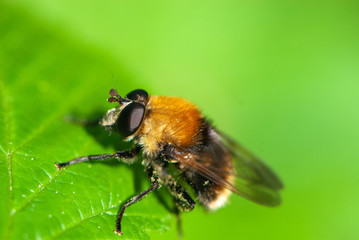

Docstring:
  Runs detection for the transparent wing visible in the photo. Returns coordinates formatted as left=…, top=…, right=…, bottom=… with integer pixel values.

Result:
left=218, top=130, right=283, bottom=206
left=182, top=128, right=283, bottom=207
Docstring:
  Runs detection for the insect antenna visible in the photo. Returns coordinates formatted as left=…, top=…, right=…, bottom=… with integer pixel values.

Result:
left=107, top=72, right=130, bottom=104
left=110, top=71, right=118, bottom=91
left=108, top=89, right=128, bottom=104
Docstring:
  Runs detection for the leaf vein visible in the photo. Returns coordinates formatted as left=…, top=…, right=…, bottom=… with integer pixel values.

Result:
left=0, top=80, right=14, bottom=239
left=13, top=84, right=88, bottom=152
left=12, top=169, right=64, bottom=215
left=11, top=122, right=102, bottom=216
left=49, top=205, right=119, bottom=239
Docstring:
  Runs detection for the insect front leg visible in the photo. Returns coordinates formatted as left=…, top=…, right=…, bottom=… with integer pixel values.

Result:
left=114, top=166, right=161, bottom=235
left=55, top=147, right=141, bottom=170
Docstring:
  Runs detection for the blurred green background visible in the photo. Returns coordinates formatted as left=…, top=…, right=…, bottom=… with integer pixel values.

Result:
left=1, top=0, right=359, bottom=239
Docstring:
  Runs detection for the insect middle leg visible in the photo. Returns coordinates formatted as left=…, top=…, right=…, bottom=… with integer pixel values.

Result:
left=114, top=166, right=161, bottom=235
left=55, top=147, right=140, bottom=169
left=165, top=176, right=195, bottom=238
left=114, top=180, right=160, bottom=235
left=164, top=177, right=195, bottom=212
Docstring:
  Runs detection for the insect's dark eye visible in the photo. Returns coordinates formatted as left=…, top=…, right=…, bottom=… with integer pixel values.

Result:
left=126, top=89, right=148, bottom=104
left=115, top=102, right=145, bottom=137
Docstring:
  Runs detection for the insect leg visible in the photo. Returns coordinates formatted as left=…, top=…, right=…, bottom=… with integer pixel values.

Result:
left=113, top=169, right=161, bottom=235
left=165, top=178, right=195, bottom=238
left=165, top=177, right=195, bottom=212
left=55, top=147, right=140, bottom=170
left=173, top=198, right=183, bottom=238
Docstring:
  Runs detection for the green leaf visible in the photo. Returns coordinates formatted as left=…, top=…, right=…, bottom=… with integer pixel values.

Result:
left=4, top=1, right=359, bottom=240
left=0, top=4, right=172, bottom=240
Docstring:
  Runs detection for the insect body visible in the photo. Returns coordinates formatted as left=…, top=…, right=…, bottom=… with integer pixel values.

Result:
left=55, top=89, right=283, bottom=235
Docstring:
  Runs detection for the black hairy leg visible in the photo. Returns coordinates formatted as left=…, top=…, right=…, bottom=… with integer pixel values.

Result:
left=162, top=171, right=195, bottom=238
left=167, top=182, right=195, bottom=238
left=114, top=166, right=161, bottom=235
left=151, top=153, right=196, bottom=211
left=163, top=176, right=195, bottom=212
left=148, top=158, right=195, bottom=236
left=173, top=198, right=183, bottom=239
left=55, top=147, right=141, bottom=169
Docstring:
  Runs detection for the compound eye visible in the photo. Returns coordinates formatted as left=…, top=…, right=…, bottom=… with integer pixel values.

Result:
left=126, top=89, right=148, bottom=104
left=115, top=102, right=145, bottom=137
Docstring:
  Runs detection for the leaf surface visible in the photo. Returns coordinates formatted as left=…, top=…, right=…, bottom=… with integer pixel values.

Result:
left=0, top=4, right=171, bottom=240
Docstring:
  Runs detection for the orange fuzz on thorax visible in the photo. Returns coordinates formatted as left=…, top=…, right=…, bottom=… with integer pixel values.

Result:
left=137, top=96, right=203, bottom=156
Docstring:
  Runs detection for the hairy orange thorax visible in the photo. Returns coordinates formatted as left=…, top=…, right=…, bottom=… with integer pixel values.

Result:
left=138, top=96, right=203, bottom=156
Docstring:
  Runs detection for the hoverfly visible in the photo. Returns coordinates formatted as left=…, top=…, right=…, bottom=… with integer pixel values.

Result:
left=56, top=89, right=283, bottom=235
